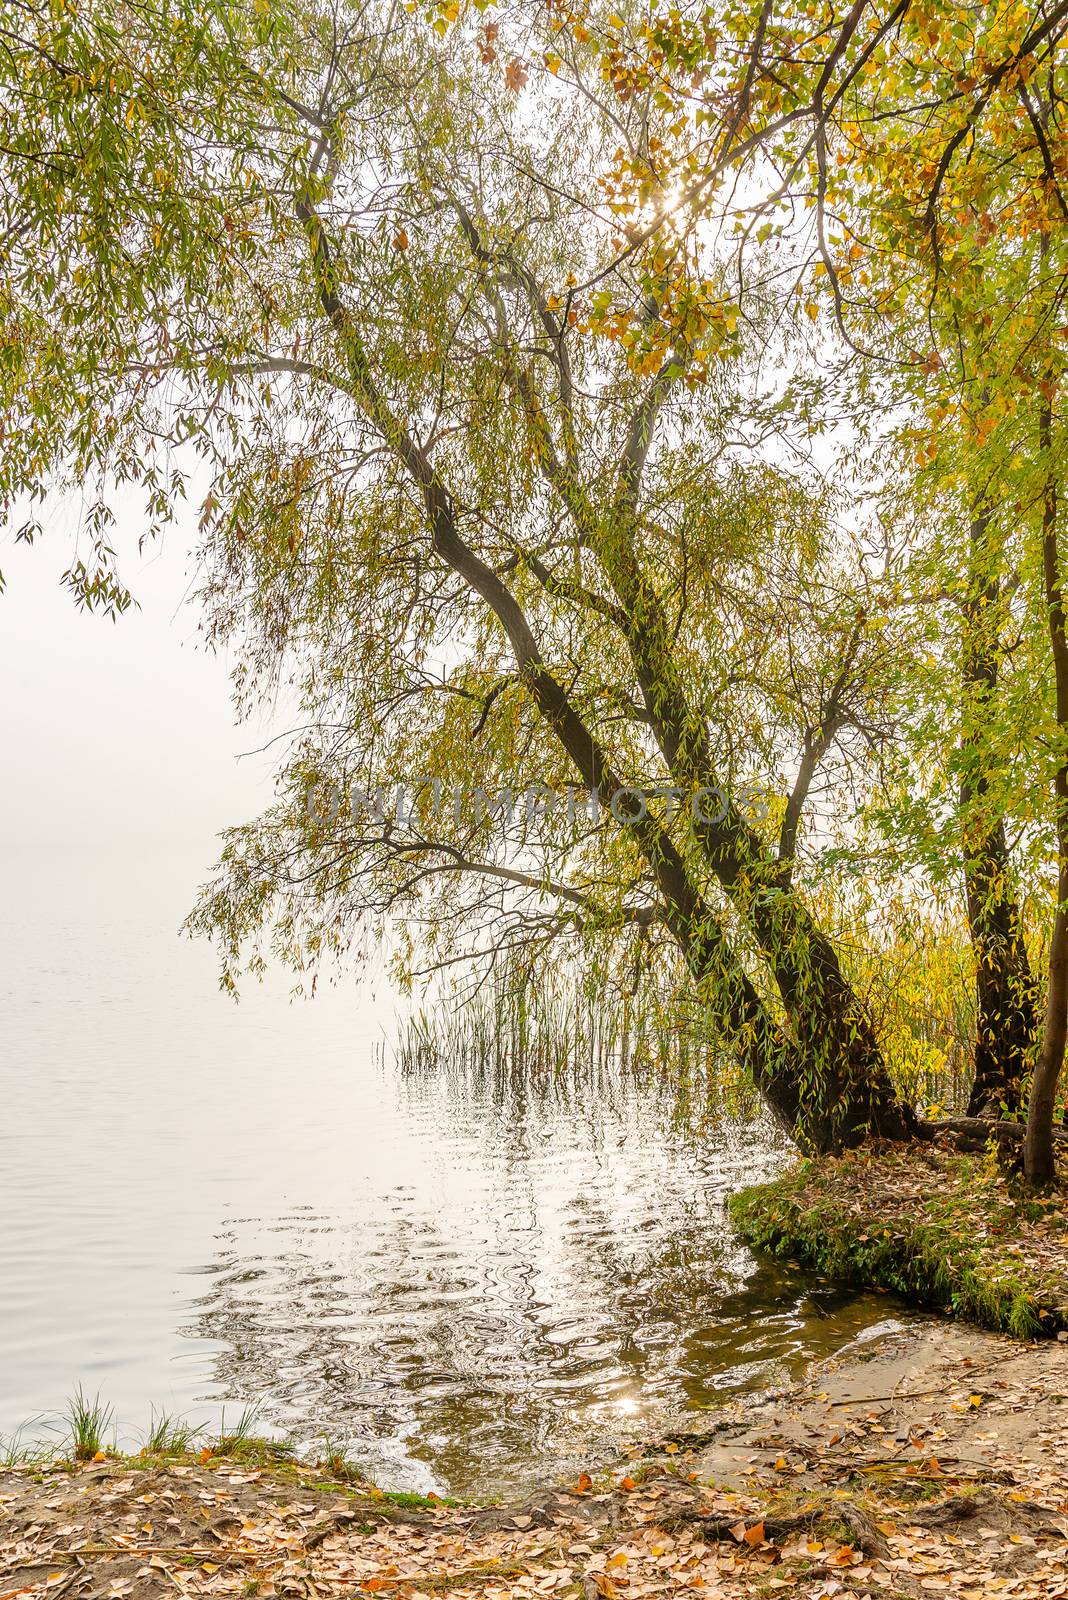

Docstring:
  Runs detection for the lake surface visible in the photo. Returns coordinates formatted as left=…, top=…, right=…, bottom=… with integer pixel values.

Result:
left=0, top=865, right=904, bottom=1495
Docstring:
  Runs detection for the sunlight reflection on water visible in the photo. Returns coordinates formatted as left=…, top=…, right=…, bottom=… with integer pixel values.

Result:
left=0, top=889, right=906, bottom=1494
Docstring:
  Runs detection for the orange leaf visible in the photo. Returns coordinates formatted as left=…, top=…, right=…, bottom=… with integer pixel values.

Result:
left=504, top=56, right=529, bottom=91
left=619, top=1476, right=636, bottom=1491
left=575, top=1473, right=593, bottom=1494
left=742, top=1521, right=766, bottom=1547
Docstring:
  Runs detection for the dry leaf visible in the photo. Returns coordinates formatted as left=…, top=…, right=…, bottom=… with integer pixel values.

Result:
left=504, top=57, right=528, bottom=91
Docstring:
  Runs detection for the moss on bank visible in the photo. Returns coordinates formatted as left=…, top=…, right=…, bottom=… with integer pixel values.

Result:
left=729, top=1144, right=1068, bottom=1337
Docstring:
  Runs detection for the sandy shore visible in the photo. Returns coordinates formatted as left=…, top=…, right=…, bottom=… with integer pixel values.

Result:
left=3, top=1318, right=1068, bottom=1599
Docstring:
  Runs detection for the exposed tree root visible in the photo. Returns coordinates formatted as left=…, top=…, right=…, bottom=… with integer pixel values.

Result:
left=664, top=1497, right=890, bottom=1559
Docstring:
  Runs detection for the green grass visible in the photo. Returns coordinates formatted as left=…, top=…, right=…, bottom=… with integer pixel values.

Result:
left=1, top=1397, right=459, bottom=1506
left=143, top=1409, right=195, bottom=1456
left=0, top=1420, right=51, bottom=1468
left=729, top=1148, right=1068, bottom=1339
left=379, top=1488, right=457, bottom=1509
left=63, top=1388, right=115, bottom=1461
left=209, top=1404, right=294, bottom=1464
left=315, top=1439, right=366, bottom=1483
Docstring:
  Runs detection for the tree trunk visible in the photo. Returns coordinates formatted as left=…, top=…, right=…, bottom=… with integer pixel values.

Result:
left=593, top=536, right=916, bottom=1149
left=1025, top=393, right=1068, bottom=1187
left=1026, top=901, right=1068, bottom=1185
left=299, top=195, right=916, bottom=1157
left=963, top=852, right=1036, bottom=1118
left=960, top=498, right=1038, bottom=1118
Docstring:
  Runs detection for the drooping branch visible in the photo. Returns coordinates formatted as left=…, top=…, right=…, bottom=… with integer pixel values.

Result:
left=292, top=182, right=822, bottom=1137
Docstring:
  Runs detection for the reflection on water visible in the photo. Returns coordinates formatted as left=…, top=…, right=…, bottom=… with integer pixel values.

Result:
left=1, top=899, right=905, bottom=1497
left=188, top=1059, right=898, bottom=1493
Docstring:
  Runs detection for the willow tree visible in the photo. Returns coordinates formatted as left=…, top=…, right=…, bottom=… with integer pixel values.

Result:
left=585, top=0, right=1068, bottom=1162
left=772, top=0, right=1068, bottom=1176
left=735, top=0, right=1068, bottom=1170
left=0, top=0, right=292, bottom=609
left=1, top=0, right=924, bottom=1149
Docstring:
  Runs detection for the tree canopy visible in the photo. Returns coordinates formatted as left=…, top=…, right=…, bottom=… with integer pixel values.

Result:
left=6, top=0, right=1068, bottom=1175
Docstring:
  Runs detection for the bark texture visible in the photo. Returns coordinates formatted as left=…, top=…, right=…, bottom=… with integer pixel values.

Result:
left=960, top=498, right=1038, bottom=1118
left=1025, top=396, right=1068, bottom=1187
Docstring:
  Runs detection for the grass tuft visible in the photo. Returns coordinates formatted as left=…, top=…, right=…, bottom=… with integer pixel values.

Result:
left=315, top=1440, right=365, bottom=1483
left=211, top=1405, right=294, bottom=1465
left=64, top=1388, right=114, bottom=1461
left=0, top=1421, right=50, bottom=1468
left=143, top=1409, right=195, bottom=1456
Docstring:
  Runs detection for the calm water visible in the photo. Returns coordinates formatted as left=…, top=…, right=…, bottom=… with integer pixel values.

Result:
left=0, top=870, right=902, bottom=1494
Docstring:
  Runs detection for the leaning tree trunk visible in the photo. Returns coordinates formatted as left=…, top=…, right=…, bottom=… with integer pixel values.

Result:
left=1025, top=393, right=1068, bottom=1187
left=960, top=497, right=1038, bottom=1117
left=593, top=531, right=916, bottom=1151
left=298, top=193, right=916, bottom=1158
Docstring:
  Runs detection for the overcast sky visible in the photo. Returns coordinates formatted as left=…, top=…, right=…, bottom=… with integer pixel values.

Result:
left=1, top=493, right=281, bottom=922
